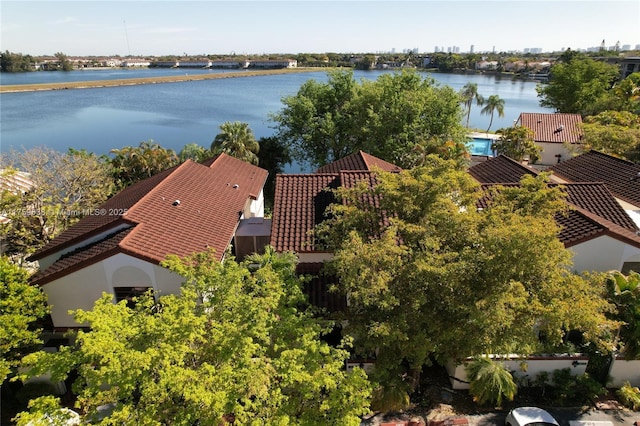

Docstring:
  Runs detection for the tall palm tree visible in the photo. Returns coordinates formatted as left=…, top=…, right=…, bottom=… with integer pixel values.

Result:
left=211, top=121, right=260, bottom=165
left=460, top=83, right=484, bottom=128
left=480, top=94, right=505, bottom=133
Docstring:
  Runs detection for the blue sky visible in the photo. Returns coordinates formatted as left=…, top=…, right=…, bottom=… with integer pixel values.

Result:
left=2, top=1, right=639, bottom=56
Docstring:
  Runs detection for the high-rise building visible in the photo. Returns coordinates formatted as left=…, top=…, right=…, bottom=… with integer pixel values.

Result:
left=470, top=45, right=474, bottom=53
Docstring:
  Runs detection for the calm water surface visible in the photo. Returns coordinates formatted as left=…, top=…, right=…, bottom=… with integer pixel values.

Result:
left=0, top=69, right=553, bottom=172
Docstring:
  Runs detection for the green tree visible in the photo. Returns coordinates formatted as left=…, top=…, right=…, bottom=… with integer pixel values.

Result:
left=257, top=136, right=292, bottom=210
left=110, top=140, right=180, bottom=190
left=609, top=72, right=640, bottom=114
left=17, top=248, right=371, bottom=425
left=460, top=82, right=485, bottom=128
left=580, top=110, right=640, bottom=162
left=481, top=94, right=505, bottom=132
left=0, top=50, right=36, bottom=72
left=1, top=148, right=115, bottom=259
left=319, top=158, right=616, bottom=401
left=54, top=52, right=73, bottom=71
left=272, top=69, right=467, bottom=169
left=536, top=57, right=620, bottom=115
left=0, top=257, right=48, bottom=382
left=211, top=121, right=260, bottom=165
left=606, top=271, right=640, bottom=360
left=465, top=357, right=517, bottom=407
left=178, top=143, right=211, bottom=163
left=494, top=126, right=542, bottom=163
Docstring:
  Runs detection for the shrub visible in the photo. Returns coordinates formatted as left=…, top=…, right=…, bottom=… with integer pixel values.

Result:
left=550, top=368, right=606, bottom=406
left=617, top=382, right=640, bottom=410
left=465, top=357, right=517, bottom=407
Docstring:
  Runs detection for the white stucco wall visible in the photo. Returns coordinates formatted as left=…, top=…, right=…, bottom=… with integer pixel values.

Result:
left=536, top=142, right=575, bottom=167
left=569, top=235, right=640, bottom=273
left=608, top=357, right=640, bottom=387
left=297, top=252, right=334, bottom=264
left=42, top=253, right=184, bottom=328
left=446, top=355, right=589, bottom=390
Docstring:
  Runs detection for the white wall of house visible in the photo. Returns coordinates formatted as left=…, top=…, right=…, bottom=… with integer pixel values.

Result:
left=298, top=252, right=334, bottom=264
left=243, top=189, right=265, bottom=218
left=446, top=355, right=589, bottom=390
left=608, top=357, right=640, bottom=387
left=569, top=235, right=640, bottom=273
left=42, top=253, right=183, bottom=328
left=535, top=142, right=575, bottom=166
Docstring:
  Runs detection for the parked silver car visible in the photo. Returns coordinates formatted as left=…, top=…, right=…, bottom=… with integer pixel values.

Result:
left=505, top=407, right=560, bottom=426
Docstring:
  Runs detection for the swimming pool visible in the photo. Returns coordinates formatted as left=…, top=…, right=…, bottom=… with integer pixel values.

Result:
left=468, top=137, right=495, bottom=156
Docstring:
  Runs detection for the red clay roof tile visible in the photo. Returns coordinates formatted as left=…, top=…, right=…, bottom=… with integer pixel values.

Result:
left=517, top=112, right=583, bottom=144
left=468, top=155, right=539, bottom=184
left=30, top=154, right=267, bottom=274
left=316, top=150, right=402, bottom=173
left=551, top=150, right=640, bottom=208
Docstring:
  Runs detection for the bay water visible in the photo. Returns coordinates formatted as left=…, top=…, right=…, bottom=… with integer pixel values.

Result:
left=0, top=69, right=553, bottom=172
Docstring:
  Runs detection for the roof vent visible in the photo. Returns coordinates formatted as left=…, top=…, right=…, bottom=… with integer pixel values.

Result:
left=233, top=184, right=239, bottom=189
left=172, top=200, right=180, bottom=206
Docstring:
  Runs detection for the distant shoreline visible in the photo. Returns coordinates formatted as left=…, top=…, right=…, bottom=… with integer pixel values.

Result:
left=0, top=67, right=326, bottom=93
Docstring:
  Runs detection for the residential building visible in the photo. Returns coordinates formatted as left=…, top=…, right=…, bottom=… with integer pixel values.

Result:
left=515, top=112, right=584, bottom=166
left=469, top=154, right=640, bottom=274
left=270, top=151, right=400, bottom=312
left=28, top=154, right=268, bottom=329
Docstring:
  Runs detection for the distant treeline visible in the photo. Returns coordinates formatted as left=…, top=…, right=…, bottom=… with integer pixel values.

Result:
left=3, top=48, right=639, bottom=74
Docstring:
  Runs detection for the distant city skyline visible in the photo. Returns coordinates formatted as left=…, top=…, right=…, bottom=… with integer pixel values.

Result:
left=2, top=1, right=639, bottom=56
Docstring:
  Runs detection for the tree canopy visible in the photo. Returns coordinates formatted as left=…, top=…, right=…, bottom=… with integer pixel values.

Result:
left=271, top=69, right=468, bottom=169
left=1, top=148, right=115, bottom=260
left=481, top=94, right=505, bottom=132
left=318, top=157, right=617, bottom=399
left=460, top=82, right=484, bottom=128
left=110, top=140, right=180, bottom=190
left=580, top=110, right=640, bottom=162
left=0, top=256, right=48, bottom=382
left=494, top=126, right=541, bottom=163
left=211, top=121, right=260, bottom=165
left=606, top=271, right=640, bottom=360
left=536, top=56, right=620, bottom=115
left=16, top=248, right=371, bottom=425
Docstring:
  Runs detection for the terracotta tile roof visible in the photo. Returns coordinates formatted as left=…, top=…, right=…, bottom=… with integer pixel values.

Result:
left=270, top=167, right=386, bottom=254
left=270, top=174, right=340, bottom=253
left=559, top=205, right=640, bottom=249
left=30, top=153, right=267, bottom=270
left=478, top=183, right=640, bottom=249
left=31, top=228, right=133, bottom=286
left=550, top=150, right=640, bottom=208
left=517, top=112, right=583, bottom=144
left=316, top=151, right=402, bottom=173
left=30, top=167, right=175, bottom=260
left=468, top=155, right=539, bottom=183
left=561, top=183, right=638, bottom=231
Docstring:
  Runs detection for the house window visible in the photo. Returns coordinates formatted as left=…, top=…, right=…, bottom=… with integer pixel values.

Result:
left=114, top=286, right=152, bottom=308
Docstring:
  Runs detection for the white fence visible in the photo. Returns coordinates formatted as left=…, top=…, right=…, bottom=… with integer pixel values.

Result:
left=446, top=355, right=589, bottom=390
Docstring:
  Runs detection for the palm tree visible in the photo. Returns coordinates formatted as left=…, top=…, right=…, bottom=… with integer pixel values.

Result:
left=480, top=94, right=505, bottom=133
left=460, top=83, right=485, bottom=128
left=465, top=356, right=517, bottom=407
left=211, top=121, right=260, bottom=165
